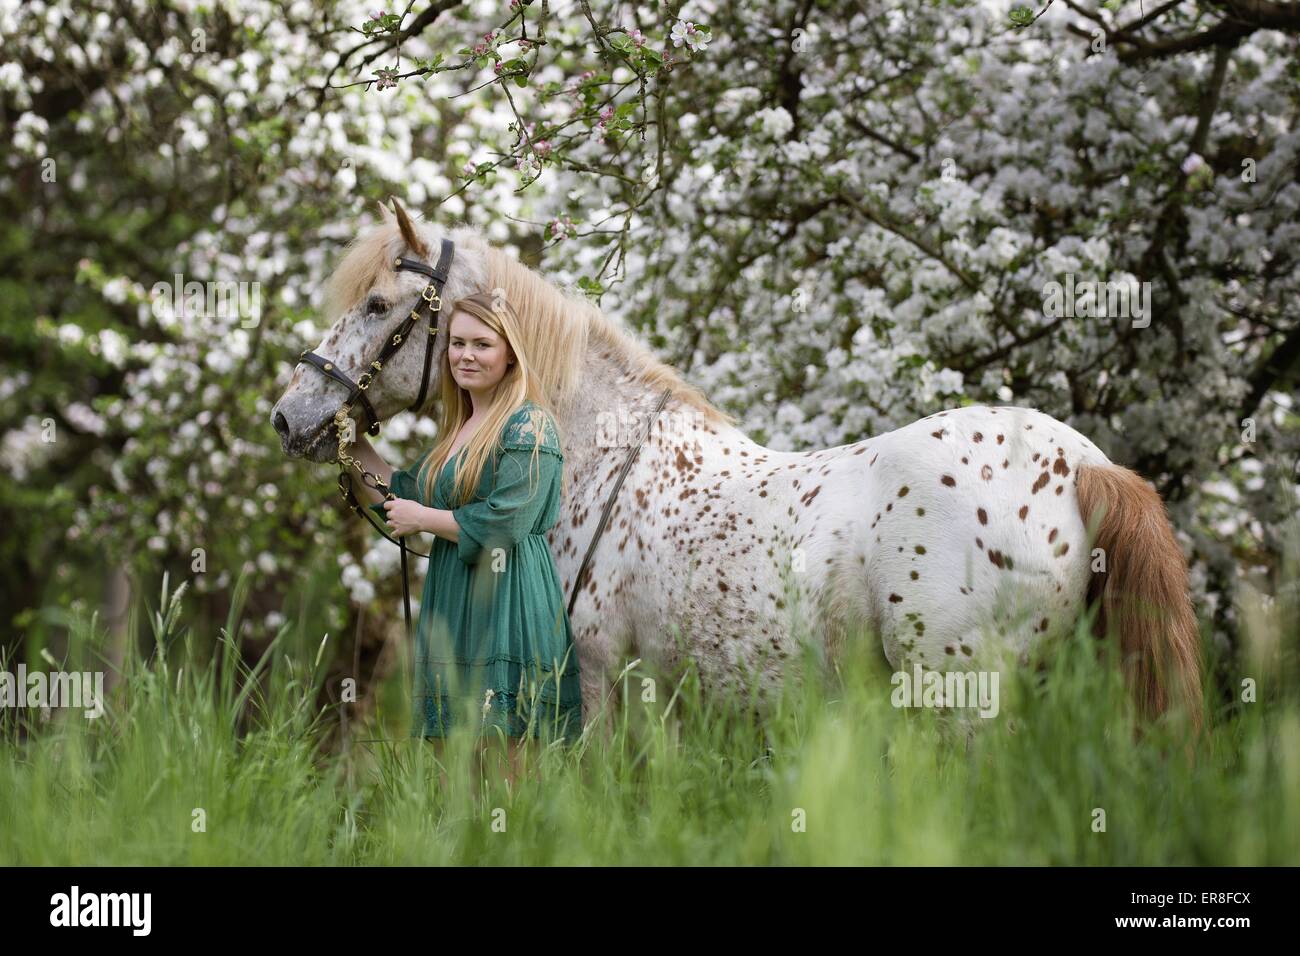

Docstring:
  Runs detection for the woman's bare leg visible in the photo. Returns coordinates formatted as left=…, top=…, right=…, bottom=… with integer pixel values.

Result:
left=473, top=736, right=529, bottom=790
left=506, top=737, right=530, bottom=786
left=474, top=737, right=503, bottom=795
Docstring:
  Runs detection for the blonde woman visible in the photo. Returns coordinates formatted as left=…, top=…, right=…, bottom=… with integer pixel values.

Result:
left=350, top=291, right=582, bottom=781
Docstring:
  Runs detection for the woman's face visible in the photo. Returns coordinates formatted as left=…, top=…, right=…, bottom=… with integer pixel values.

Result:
left=447, top=308, right=514, bottom=398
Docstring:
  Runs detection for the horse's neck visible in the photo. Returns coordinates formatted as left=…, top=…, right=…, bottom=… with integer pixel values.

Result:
left=551, top=343, right=668, bottom=479
left=551, top=339, right=789, bottom=506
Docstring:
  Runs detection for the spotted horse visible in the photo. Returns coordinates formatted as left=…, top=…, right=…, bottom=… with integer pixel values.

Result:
left=270, top=200, right=1203, bottom=732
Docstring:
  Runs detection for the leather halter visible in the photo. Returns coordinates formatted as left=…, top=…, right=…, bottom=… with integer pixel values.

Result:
left=297, top=239, right=455, bottom=436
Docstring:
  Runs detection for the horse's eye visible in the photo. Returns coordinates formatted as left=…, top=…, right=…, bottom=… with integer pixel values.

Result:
left=365, top=296, right=388, bottom=316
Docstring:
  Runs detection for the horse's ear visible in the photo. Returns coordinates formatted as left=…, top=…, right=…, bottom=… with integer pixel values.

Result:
left=376, top=199, right=395, bottom=222
left=389, top=196, right=430, bottom=259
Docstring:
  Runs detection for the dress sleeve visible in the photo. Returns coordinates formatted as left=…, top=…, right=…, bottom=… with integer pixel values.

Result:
left=451, top=445, right=560, bottom=566
left=367, top=455, right=426, bottom=522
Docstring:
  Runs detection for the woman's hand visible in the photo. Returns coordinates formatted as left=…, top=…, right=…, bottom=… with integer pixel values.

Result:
left=380, top=497, right=429, bottom=537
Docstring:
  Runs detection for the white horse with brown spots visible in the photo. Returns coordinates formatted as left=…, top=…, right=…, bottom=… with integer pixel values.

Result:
left=271, top=202, right=1203, bottom=732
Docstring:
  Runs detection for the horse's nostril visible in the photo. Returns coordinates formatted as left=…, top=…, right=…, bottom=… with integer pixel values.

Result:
left=273, top=410, right=290, bottom=439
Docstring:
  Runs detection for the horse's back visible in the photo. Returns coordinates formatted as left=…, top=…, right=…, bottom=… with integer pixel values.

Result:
left=857, top=406, right=1110, bottom=669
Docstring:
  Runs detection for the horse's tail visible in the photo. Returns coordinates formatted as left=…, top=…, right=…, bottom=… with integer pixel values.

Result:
left=1075, top=463, right=1203, bottom=732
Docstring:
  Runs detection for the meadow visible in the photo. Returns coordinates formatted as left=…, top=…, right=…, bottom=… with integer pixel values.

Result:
left=2, top=538, right=1298, bottom=867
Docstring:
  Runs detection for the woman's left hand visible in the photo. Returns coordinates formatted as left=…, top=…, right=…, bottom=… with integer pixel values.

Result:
left=380, top=498, right=429, bottom=537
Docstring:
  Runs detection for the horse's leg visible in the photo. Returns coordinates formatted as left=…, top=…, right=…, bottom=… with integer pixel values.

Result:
left=572, top=619, right=624, bottom=747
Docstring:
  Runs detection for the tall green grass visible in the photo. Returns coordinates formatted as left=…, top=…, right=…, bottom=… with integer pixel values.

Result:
left=2, top=538, right=1298, bottom=865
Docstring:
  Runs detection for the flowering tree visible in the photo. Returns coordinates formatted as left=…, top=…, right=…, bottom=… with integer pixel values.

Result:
left=2, top=0, right=1296, bottom=715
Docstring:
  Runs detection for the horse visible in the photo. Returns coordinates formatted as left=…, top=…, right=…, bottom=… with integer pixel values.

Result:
left=271, top=200, right=1204, bottom=733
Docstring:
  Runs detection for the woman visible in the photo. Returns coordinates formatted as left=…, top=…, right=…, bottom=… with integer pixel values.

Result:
left=350, top=291, right=583, bottom=781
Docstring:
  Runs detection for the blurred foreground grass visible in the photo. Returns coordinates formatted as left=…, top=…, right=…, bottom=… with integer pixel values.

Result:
left=2, top=534, right=1298, bottom=866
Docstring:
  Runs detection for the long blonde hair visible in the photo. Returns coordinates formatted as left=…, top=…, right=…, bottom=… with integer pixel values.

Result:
left=418, top=292, right=559, bottom=506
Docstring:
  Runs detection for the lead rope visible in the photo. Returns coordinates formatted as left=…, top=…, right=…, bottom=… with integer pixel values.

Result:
left=334, top=424, right=431, bottom=651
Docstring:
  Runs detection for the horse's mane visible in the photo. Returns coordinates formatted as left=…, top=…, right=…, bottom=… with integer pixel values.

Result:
left=324, top=220, right=731, bottom=426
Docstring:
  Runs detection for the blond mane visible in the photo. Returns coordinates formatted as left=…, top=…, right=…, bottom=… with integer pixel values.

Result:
left=323, top=219, right=731, bottom=425
left=470, top=235, right=731, bottom=426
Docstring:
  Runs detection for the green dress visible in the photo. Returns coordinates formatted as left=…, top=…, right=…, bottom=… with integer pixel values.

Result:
left=369, top=400, right=583, bottom=742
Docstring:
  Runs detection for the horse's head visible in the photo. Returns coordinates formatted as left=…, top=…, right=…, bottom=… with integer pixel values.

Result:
left=270, top=198, right=485, bottom=462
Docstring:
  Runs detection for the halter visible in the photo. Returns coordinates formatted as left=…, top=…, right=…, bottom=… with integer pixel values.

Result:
left=297, top=238, right=455, bottom=439
left=295, top=239, right=455, bottom=642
